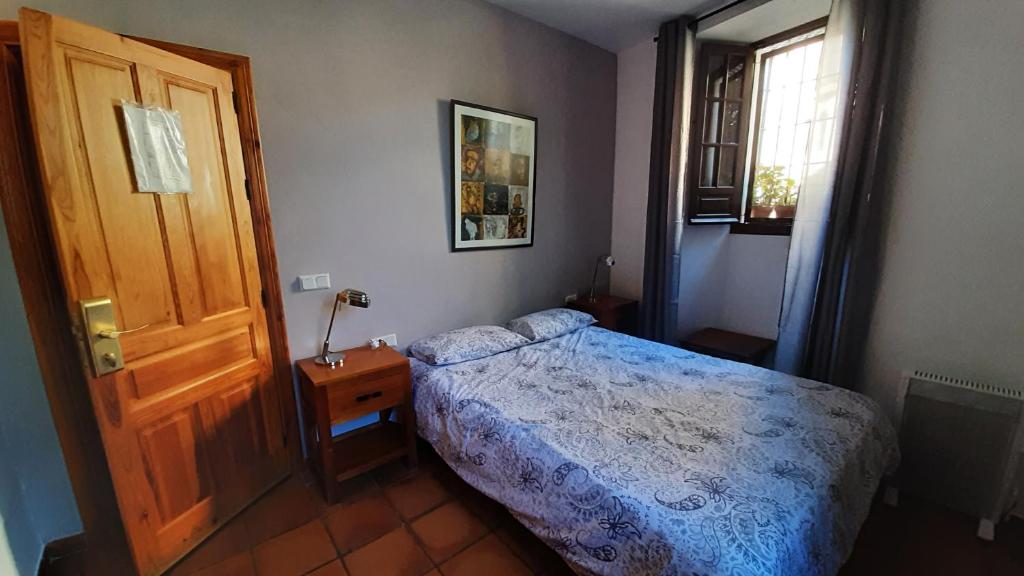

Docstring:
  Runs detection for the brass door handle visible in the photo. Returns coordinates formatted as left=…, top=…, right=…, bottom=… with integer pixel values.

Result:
left=97, top=324, right=150, bottom=339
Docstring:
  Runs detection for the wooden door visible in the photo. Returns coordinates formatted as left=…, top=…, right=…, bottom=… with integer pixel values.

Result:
left=18, top=9, right=289, bottom=575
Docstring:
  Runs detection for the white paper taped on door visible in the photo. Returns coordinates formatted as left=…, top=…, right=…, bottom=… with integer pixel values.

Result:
left=120, top=100, right=193, bottom=194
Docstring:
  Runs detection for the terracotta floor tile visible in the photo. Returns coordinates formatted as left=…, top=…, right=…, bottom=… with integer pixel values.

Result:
left=439, top=534, right=531, bottom=576
left=251, top=520, right=337, bottom=576
left=309, top=471, right=381, bottom=516
left=410, top=501, right=489, bottom=563
left=190, top=552, right=255, bottom=576
left=458, top=489, right=514, bottom=528
left=242, top=475, right=320, bottom=545
left=324, top=492, right=403, bottom=553
left=167, top=516, right=252, bottom=575
left=495, top=521, right=569, bottom=575
left=307, top=559, right=348, bottom=576
left=342, top=527, right=433, bottom=576
left=384, top=473, right=450, bottom=520
left=372, top=460, right=418, bottom=487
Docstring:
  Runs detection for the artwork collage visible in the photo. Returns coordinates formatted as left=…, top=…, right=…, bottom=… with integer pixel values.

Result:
left=459, top=114, right=532, bottom=242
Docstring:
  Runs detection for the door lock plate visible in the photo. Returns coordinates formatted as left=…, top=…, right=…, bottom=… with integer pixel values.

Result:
left=80, top=297, right=124, bottom=377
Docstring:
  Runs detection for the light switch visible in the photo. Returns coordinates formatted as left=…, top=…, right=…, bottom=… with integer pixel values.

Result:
left=298, top=273, right=331, bottom=291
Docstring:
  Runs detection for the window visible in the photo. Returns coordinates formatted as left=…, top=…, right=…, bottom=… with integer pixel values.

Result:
left=687, top=19, right=828, bottom=232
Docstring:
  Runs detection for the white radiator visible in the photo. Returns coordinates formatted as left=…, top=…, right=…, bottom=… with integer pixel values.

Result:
left=895, top=370, right=1024, bottom=540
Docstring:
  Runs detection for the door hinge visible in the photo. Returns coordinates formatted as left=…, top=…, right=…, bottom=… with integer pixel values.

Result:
left=260, top=288, right=268, bottom=308
left=244, top=178, right=252, bottom=201
left=231, top=91, right=240, bottom=114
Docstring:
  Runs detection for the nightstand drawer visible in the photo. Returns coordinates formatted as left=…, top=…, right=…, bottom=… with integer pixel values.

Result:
left=327, top=368, right=407, bottom=423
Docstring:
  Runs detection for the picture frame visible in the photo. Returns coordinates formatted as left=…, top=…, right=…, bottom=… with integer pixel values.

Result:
left=451, top=100, right=537, bottom=251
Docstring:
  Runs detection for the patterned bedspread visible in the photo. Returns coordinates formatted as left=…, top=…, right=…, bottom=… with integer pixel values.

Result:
left=411, top=327, right=898, bottom=575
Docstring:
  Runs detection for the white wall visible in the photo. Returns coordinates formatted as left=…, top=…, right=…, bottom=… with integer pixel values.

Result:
left=0, top=0, right=617, bottom=571
left=718, top=234, right=790, bottom=340
left=609, top=38, right=656, bottom=300
left=858, top=0, right=1024, bottom=420
left=675, top=227, right=790, bottom=341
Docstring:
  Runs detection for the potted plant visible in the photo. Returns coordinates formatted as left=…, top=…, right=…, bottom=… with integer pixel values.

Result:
left=752, top=165, right=798, bottom=219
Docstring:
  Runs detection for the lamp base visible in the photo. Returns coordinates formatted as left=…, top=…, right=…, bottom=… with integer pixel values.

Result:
left=314, top=351, right=345, bottom=368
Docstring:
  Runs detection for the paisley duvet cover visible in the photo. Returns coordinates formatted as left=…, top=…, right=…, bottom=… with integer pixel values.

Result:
left=412, top=326, right=898, bottom=575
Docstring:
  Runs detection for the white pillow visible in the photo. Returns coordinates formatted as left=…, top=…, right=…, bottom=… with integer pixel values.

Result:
left=506, top=308, right=596, bottom=342
left=408, top=325, right=529, bottom=366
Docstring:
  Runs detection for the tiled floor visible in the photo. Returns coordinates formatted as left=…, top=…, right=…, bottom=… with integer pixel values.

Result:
left=167, top=443, right=1024, bottom=576
left=166, top=446, right=571, bottom=576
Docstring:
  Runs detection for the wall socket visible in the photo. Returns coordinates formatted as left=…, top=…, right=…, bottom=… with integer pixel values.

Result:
left=564, top=293, right=578, bottom=303
left=372, top=333, right=398, bottom=347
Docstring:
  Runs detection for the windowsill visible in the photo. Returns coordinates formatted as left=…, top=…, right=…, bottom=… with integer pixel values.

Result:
left=730, top=221, right=792, bottom=236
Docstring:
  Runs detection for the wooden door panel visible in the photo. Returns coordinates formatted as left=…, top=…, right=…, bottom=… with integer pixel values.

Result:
left=19, top=9, right=288, bottom=574
left=214, top=379, right=269, bottom=467
left=128, top=326, right=256, bottom=400
left=163, top=78, right=248, bottom=318
left=57, top=47, right=179, bottom=328
left=137, top=407, right=214, bottom=526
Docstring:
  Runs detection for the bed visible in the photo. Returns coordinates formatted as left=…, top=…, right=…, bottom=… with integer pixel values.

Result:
left=411, top=325, right=898, bottom=575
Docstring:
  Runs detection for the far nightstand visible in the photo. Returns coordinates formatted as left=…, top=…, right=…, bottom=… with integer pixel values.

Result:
left=567, top=295, right=638, bottom=335
left=296, top=345, right=417, bottom=503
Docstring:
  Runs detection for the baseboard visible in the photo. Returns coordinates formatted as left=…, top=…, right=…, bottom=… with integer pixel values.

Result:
left=38, top=533, right=87, bottom=576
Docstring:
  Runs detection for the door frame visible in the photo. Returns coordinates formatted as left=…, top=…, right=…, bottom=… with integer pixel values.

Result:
left=0, top=22, right=299, bottom=573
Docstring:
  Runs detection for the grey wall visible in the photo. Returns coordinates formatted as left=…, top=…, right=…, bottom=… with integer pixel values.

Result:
left=859, top=0, right=1024, bottom=425
left=0, top=211, right=81, bottom=575
left=610, top=38, right=656, bottom=301
left=0, top=0, right=617, bottom=572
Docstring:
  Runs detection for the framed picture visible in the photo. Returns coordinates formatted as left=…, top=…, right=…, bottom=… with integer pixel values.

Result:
left=451, top=100, right=537, bottom=251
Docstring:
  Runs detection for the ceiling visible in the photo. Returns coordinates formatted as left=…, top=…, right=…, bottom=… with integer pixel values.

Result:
left=698, top=0, right=831, bottom=42
left=483, top=0, right=724, bottom=52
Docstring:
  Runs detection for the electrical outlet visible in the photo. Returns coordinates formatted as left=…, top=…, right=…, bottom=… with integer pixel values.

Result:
left=564, top=293, right=578, bottom=303
left=372, top=333, right=398, bottom=347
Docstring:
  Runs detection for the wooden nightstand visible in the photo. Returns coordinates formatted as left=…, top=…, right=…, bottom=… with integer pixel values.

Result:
left=567, top=295, right=639, bottom=335
left=296, top=345, right=417, bottom=503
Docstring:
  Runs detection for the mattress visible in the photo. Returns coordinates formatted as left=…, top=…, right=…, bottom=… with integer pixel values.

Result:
left=411, top=326, right=898, bottom=575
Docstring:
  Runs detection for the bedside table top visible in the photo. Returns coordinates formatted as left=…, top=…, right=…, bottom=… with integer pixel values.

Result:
left=568, top=295, right=637, bottom=311
left=297, top=344, right=408, bottom=386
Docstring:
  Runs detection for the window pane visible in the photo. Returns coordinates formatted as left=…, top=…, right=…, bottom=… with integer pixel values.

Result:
left=700, top=146, right=717, bottom=187
left=718, top=146, right=737, bottom=187
left=749, top=33, right=826, bottom=216
left=758, top=127, right=778, bottom=166
left=706, top=54, right=726, bottom=98
left=704, top=100, right=721, bottom=143
left=722, top=102, right=742, bottom=144
left=725, top=55, right=746, bottom=100
left=802, top=41, right=823, bottom=81
left=797, top=81, right=817, bottom=124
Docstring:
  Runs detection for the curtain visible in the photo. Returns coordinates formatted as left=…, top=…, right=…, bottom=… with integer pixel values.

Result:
left=774, top=0, right=902, bottom=383
left=639, top=17, right=695, bottom=343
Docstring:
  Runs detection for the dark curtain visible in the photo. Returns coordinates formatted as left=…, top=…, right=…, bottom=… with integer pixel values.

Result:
left=804, top=0, right=903, bottom=384
left=639, top=17, right=694, bottom=343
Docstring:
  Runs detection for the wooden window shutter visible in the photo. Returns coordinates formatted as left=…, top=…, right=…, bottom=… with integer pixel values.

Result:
left=687, top=43, right=755, bottom=223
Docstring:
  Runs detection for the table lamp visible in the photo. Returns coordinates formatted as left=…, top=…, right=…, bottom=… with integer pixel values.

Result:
left=315, top=288, right=370, bottom=368
left=589, top=255, right=615, bottom=302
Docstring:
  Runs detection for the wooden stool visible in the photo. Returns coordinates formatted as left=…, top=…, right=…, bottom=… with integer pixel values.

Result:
left=679, top=328, right=776, bottom=367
